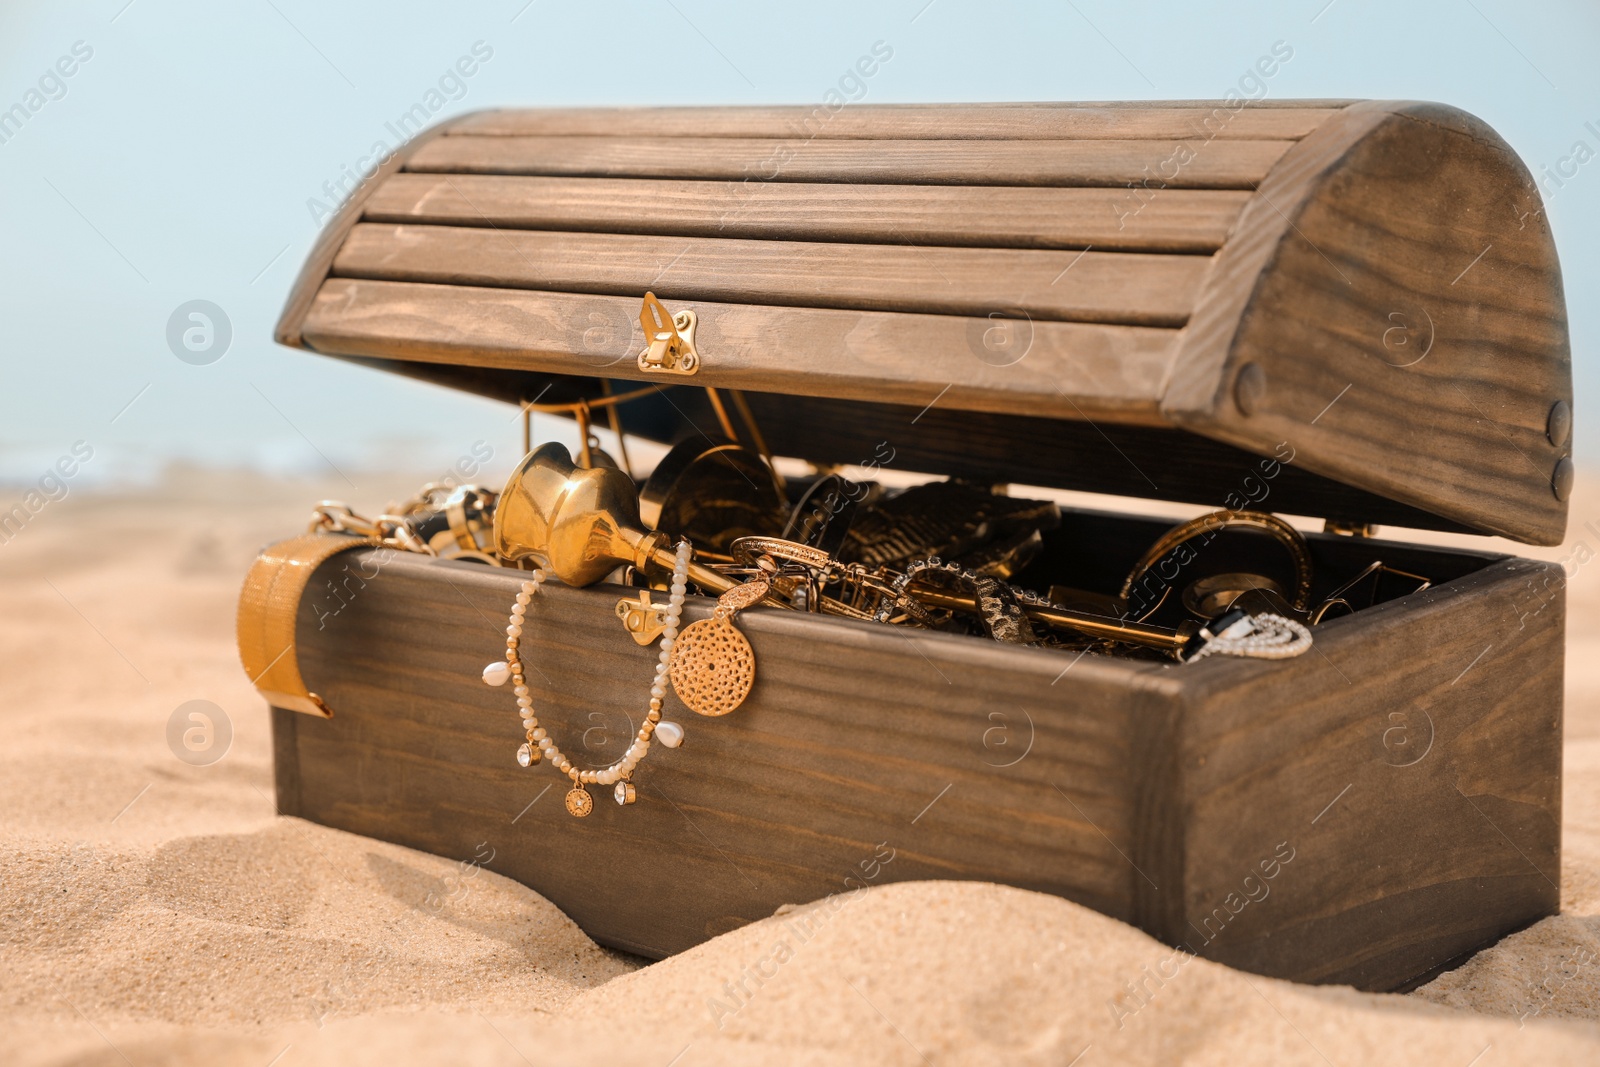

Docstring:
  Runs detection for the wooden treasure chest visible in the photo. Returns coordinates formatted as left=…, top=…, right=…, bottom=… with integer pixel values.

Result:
left=246, top=101, right=1571, bottom=992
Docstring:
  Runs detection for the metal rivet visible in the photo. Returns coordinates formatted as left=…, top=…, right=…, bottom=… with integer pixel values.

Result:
left=1548, top=400, right=1572, bottom=449
left=1552, top=456, right=1575, bottom=502
left=1234, top=363, right=1266, bottom=416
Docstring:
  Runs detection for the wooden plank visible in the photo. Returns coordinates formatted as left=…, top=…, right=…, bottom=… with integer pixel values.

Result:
left=405, top=134, right=1293, bottom=188
left=449, top=104, right=1341, bottom=141
left=1161, top=556, right=1562, bottom=988
left=1162, top=101, right=1572, bottom=545
left=275, top=119, right=458, bottom=348
left=270, top=706, right=302, bottom=817
left=330, top=223, right=1209, bottom=327
left=362, top=174, right=1250, bottom=253
left=286, top=549, right=1170, bottom=956
left=299, top=278, right=1179, bottom=424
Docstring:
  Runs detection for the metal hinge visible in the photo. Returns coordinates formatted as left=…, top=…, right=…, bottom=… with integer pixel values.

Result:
left=637, top=291, right=699, bottom=376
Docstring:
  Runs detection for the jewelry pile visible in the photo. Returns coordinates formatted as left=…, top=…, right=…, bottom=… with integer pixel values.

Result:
left=290, top=436, right=1439, bottom=817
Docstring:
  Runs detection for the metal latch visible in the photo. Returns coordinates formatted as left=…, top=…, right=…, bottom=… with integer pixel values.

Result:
left=615, top=590, right=670, bottom=645
left=637, top=291, right=699, bottom=376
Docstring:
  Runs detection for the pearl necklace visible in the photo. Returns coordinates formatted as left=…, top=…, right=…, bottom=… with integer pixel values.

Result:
left=481, top=540, right=693, bottom=817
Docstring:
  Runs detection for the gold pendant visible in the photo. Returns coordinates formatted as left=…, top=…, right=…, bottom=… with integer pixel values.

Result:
left=565, top=786, right=593, bottom=817
left=668, top=579, right=765, bottom=717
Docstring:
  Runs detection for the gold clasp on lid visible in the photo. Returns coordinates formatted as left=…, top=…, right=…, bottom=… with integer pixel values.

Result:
left=637, top=291, right=699, bottom=376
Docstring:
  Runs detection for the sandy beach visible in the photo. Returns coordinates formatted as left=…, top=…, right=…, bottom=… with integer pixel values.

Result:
left=3, top=468, right=1599, bottom=1066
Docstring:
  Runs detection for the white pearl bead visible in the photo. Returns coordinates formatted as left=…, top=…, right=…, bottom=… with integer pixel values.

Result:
left=506, top=623, right=521, bottom=637
left=655, top=721, right=684, bottom=748
left=531, top=728, right=546, bottom=740
left=482, top=661, right=511, bottom=686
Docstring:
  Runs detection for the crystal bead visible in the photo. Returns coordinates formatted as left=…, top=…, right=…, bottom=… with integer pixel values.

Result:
left=516, top=742, right=533, bottom=767
left=614, top=781, right=636, bottom=805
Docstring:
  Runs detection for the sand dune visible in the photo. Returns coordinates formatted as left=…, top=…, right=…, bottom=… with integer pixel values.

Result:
left=4, top=469, right=1600, bottom=1064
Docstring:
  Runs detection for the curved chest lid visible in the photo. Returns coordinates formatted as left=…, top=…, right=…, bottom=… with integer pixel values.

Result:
left=277, top=101, right=1573, bottom=545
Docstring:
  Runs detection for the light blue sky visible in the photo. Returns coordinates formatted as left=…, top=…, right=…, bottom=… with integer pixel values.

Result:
left=1, top=0, right=1596, bottom=489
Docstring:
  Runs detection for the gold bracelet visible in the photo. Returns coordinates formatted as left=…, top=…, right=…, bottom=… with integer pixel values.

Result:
left=1120, top=510, right=1314, bottom=613
left=237, top=532, right=381, bottom=717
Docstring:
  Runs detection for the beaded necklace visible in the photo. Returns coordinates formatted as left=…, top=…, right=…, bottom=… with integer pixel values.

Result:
left=482, top=540, right=693, bottom=817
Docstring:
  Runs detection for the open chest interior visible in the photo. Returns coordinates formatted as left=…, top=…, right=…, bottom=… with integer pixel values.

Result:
left=1015, top=508, right=1498, bottom=624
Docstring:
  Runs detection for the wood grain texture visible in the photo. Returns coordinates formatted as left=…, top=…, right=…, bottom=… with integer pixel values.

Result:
left=449, top=104, right=1341, bottom=141
left=275, top=101, right=1574, bottom=544
left=1153, top=555, right=1563, bottom=988
left=274, top=118, right=458, bottom=348
left=404, top=134, right=1294, bottom=188
left=362, top=174, right=1252, bottom=253
left=299, top=278, right=1180, bottom=423
left=1162, top=101, right=1572, bottom=545
left=330, top=223, right=1209, bottom=327
left=286, top=548, right=1176, bottom=954
left=273, top=522, right=1560, bottom=989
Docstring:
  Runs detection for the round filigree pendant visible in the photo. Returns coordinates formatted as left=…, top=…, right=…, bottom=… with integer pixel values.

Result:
left=565, top=786, right=593, bottom=817
left=669, top=615, right=756, bottom=717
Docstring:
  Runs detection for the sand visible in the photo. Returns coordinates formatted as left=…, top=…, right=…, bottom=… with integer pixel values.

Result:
left=3, top=467, right=1600, bottom=1065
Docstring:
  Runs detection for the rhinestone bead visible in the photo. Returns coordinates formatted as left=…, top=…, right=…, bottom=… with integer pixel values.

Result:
left=516, top=742, right=533, bottom=768
left=614, top=781, right=636, bottom=805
